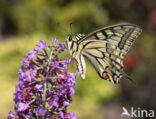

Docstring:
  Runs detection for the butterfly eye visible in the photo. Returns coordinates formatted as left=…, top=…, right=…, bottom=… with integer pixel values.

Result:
left=68, top=36, right=72, bottom=41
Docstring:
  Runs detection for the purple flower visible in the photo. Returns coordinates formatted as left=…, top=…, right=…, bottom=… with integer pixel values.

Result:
left=69, top=87, right=75, bottom=95
left=28, top=49, right=38, bottom=60
left=35, top=84, right=43, bottom=92
left=36, top=108, right=46, bottom=116
left=51, top=38, right=56, bottom=45
left=8, top=38, right=79, bottom=119
left=21, top=70, right=32, bottom=82
left=72, top=116, right=80, bottom=119
left=8, top=111, right=17, bottom=119
left=65, top=112, right=79, bottom=119
left=36, top=40, right=47, bottom=50
left=66, top=58, right=71, bottom=64
left=18, top=102, right=29, bottom=111
left=64, top=101, right=70, bottom=106
left=59, top=42, right=66, bottom=50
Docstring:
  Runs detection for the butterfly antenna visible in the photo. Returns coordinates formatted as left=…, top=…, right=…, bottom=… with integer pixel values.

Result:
left=70, top=22, right=73, bottom=37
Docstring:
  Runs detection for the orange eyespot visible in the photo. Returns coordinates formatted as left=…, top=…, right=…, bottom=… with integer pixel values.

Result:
left=103, top=73, right=109, bottom=79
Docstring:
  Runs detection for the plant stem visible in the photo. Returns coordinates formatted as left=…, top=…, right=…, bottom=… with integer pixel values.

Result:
left=49, top=46, right=53, bottom=66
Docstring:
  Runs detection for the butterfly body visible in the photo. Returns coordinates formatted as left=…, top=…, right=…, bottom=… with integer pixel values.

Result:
left=66, top=24, right=142, bottom=84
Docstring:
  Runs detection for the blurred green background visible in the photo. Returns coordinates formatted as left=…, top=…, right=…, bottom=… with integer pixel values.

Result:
left=0, top=0, right=156, bottom=119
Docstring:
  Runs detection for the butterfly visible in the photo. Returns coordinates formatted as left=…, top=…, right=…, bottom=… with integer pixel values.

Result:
left=66, top=24, right=142, bottom=84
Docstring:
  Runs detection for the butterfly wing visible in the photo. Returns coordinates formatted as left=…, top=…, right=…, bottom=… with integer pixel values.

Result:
left=74, top=54, right=86, bottom=79
left=77, top=24, right=142, bottom=83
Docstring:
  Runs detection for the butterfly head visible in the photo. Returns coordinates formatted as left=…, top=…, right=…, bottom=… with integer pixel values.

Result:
left=66, top=34, right=79, bottom=44
left=66, top=35, right=72, bottom=42
left=66, top=35, right=72, bottom=43
left=65, top=35, right=74, bottom=51
left=66, top=22, right=76, bottom=44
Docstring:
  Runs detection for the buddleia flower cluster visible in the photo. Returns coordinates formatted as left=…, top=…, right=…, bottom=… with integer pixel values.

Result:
left=8, top=39, right=79, bottom=119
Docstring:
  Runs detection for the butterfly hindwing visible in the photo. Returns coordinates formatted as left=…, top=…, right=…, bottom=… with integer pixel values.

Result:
left=82, top=41, right=123, bottom=83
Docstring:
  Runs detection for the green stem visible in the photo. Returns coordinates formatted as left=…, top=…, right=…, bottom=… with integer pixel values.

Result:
left=49, top=46, right=53, bottom=66
left=43, top=80, right=47, bottom=107
left=42, top=79, right=47, bottom=119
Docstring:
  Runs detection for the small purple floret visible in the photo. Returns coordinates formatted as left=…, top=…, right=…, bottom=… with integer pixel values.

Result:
left=36, top=40, right=47, bottom=50
left=27, top=49, right=38, bottom=60
left=18, top=102, right=29, bottom=112
left=36, top=108, right=46, bottom=116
